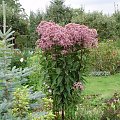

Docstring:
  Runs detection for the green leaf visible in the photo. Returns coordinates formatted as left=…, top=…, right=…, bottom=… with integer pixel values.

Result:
left=68, top=75, right=74, bottom=82
left=57, top=97, right=62, bottom=105
left=56, top=68, right=61, bottom=75
left=66, top=84, right=70, bottom=95
left=57, top=76, right=63, bottom=86
left=60, top=85, right=64, bottom=93
left=63, top=92, right=67, bottom=99
left=51, top=76, right=57, bottom=88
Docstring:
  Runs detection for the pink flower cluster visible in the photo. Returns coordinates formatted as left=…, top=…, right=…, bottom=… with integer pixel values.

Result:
left=73, top=82, right=84, bottom=91
left=36, top=21, right=98, bottom=52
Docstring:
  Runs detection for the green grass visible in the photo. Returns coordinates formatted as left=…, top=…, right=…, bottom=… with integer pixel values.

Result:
left=83, top=73, right=120, bottom=99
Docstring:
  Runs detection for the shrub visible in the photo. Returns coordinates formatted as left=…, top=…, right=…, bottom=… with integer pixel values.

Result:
left=75, top=94, right=103, bottom=120
left=89, top=40, right=120, bottom=74
left=12, top=86, right=30, bottom=118
left=101, top=93, right=120, bottom=120
left=12, top=86, right=55, bottom=120
left=36, top=21, right=98, bottom=119
left=10, top=49, right=33, bottom=69
left=27, top=51, right=43, bottom=91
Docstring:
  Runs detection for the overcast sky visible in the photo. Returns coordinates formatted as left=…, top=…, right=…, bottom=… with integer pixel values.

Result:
left=19, top=0, right=120, bottom=15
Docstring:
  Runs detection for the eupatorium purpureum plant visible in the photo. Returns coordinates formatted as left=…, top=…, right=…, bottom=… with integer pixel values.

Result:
left=36, top=21, right=98, bottom=120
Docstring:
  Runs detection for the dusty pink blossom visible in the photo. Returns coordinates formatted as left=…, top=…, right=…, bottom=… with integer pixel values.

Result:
left=61, top=50, right=68, bottom=55
left=36, top=21, right=98, bottom=52
left=73, top=82, right=84, bottom=91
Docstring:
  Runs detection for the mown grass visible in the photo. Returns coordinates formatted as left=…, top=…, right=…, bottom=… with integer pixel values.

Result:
left=83, top=73, right=120, bottom=99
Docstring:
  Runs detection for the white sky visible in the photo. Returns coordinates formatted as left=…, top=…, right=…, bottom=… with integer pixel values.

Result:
left=19, top=0, right=120, bottom=15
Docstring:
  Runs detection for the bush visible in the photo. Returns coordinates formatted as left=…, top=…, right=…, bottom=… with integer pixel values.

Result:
left=89, top=40, right=120, bottom=74
left=10, top=49, right=33, bottom=69
left=12, top=86, right=55, bottom=120
left=27, top=50, right=44, bottom=91
left=75, top=94, right=103, bottom=120
left=101, top=93, right=120, bottom=120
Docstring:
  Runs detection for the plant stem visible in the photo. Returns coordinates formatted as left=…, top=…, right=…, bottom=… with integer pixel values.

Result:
left=61, top=99, right=64, bottom=120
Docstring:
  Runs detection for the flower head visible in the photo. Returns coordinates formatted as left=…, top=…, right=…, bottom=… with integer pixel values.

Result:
left=36, top=21, right=98, bottom=53
left=73, top=82, right=84, bottom=91
left=20, top=58, right=24, bottom=62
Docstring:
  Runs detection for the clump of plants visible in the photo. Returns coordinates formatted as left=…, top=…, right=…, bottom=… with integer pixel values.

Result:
left=101, top=93, right=120, bottom=120
left=10, top=49, right=33, bottom=69
left=12, top=86, right=55, bottom=120
left=89, top=40, right=120, bottom=75
left=36, top=21, right=98, bottom=119
left=75, top=94, right=103, bottom=120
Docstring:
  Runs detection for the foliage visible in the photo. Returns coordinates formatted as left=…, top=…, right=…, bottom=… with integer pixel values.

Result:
left=28, top=11, right=44, bottom=48
left=12, top=86, right=30, bottom=118
left=36, top=21, right=98, bottom=119
left=0, top=0, right=22, bottom=13
left=113, top=11, right=120, bottom=38
left=45, top=0, right=72, bottom=25
left=11, top=86, right=54, bottom=120
left=89, top=40, right=120, bottom=74
left=71, top=10, right=118, bottom=41
left=10, top=49, right=33, bottom=69
left=0, top=0, right=29, bottom=50
left=101, top=93, right=120, bottom=120
left=0, top=2, right=32, bottom=118
left=75, top=94, right=103, bottom=120
left=27, top=50, right=43, bottom=91
left=0, top=2, right=51, bottom=120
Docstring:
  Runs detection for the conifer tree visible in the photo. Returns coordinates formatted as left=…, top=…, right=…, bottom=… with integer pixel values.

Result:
left=0, top=1, right=45, bottom=119
left=45, top=0, right=72, bottom=25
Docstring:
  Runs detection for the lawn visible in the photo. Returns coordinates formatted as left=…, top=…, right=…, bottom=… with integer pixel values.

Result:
left=83, top=73, right=120, bottom=99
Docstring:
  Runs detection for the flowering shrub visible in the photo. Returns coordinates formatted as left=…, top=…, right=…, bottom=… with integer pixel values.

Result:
left=36, top=21, right=98, bottom=119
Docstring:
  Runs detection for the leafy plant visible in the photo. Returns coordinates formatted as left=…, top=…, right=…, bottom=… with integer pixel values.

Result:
left=75, top=94, right=103, bottom=120
left=89, top=40, right=120, bottom=74
left=101, top=93, right=120, bottom=120
left=36, top=21, right=98, bottom=119
left=12, top=86, right=30, bottom=118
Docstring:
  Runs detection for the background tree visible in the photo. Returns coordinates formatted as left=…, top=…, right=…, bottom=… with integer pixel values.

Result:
left=0, top=0, right=29, bottom=50
left=45, top=0, right=72, bottom=25
left=28, top=10, right=44, bottom=48
left=72, top=10, right=117, bottom=41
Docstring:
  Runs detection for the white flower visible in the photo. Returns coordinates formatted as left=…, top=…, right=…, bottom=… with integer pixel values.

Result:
left=20, top=58, right=24, bottom=62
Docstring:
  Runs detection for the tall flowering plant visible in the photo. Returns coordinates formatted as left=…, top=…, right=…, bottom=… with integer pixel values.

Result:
left=36, top=21, right=98, bottom=120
